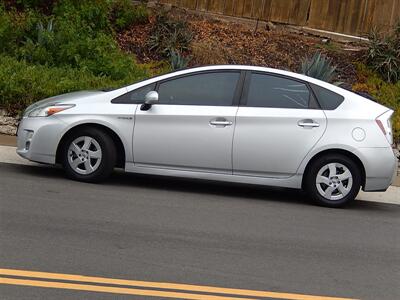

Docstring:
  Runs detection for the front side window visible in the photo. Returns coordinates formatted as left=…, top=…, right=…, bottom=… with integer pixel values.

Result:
left=158, top=72, right=240, bottom=106
left=246, top=73, right=311, bottom=109
left=112, top=83, right=156, bottom=104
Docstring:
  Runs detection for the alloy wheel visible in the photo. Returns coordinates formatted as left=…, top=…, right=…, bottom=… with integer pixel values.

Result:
left=67, top=136, right=102, bottom=175
left=315, top=163, right=353, bottom=201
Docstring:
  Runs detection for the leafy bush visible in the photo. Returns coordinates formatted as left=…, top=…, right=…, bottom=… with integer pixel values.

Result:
left=0, top=1, right=152, bottom=114
left=366, top=23, right=400, bottom=83
left=53, top=0, right=112, bottom=32
left=353, top=63, right=400, bottom=143
left=148, top=13, right=193, bottom=58
left=110, top=0, right=148, bottom=32
left=0, top=56, right=146, bottom=115
left=1, top=0, right=149, bottom=81
left=300, top=51, right=340, bottom=84
left=3, top=0, right=57, bottom=14
left=0, top=8, right=39, bottom=53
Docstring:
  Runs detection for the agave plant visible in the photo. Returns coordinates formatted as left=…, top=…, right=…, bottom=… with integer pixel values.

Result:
left=169, top=49, right=191, bottom=71
left=300, top=51, right=340, bottom=85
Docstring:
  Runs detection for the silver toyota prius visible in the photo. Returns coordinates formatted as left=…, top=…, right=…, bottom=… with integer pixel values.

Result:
left=17, top=65, right=397, bottom=207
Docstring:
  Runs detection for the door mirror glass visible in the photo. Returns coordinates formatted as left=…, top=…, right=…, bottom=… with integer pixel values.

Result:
left=144, top=91, right=159, bottom=105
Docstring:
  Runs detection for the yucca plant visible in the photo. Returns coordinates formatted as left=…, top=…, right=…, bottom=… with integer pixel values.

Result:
left=36, top=19, right=54, bottom=46
left=366, top=23, right=400, bottom=83
left=148, top=13, right=193, bottom=58
left=300, top=51, right=340, bottom=85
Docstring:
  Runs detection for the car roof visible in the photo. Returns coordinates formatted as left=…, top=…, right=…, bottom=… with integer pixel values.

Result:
left=125, top=65, right=348, bottom=97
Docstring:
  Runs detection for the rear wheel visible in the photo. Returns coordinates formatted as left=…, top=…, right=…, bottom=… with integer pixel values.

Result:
left=305, top=154, right=361, bottom=207
left=61, top=128, right=116, bottom=182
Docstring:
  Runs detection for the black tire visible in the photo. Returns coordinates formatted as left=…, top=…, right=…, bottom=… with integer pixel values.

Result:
left=61, top=128, right=116, bottom=183
left=304, top=154, right=362, bottom=208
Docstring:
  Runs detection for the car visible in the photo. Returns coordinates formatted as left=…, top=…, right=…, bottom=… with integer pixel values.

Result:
left=16, top=65, right=397, bottom=207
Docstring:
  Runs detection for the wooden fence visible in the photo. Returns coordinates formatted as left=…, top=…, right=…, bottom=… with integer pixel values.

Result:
left=158, top=0, right=400, bottom=36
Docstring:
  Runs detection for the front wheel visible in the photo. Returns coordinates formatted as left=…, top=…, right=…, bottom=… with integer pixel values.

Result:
left=61, top=128, right=116, bottom=183
left=304, top=154, right=362, bottom=208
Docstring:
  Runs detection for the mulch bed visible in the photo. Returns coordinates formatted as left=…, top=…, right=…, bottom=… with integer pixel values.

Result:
left=117, top=9, right=365, bottom=85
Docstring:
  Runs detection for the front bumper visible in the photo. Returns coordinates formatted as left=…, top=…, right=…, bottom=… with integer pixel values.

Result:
left=16, top=116, right=66, bottom=164
left=353, top=147, right=398, bottom=192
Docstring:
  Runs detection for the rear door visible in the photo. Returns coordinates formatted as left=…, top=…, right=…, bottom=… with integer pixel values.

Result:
left=233, top=72, right=327, bottom=178
left=133, top=71, right=243, bottom=173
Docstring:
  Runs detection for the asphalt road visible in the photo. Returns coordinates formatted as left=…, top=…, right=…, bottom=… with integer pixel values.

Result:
left=0, top=162, right=399, bottom=300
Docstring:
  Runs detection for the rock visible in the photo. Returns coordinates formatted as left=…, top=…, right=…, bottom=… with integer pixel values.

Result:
left=0, top=125, right=17, bottom=136
left=163, top=3, right=172, bottom=12
left=146, top=1, right=157, bottom=9
left=265, top=21, right=276, bottom=31
left=0, top=116, right=18, bottom=136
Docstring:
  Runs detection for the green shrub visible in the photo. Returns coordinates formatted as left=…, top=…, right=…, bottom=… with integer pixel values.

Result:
left=1, top=1, right=148, bottom=81
left=366, top=23, right=400, bottom=83
left=0, top=8, right=39, bottom=53
left=3, top=0, right=57, bottom=13
left=353, top=63, right=400, bottom=143
left=300, top=51, right=340, bottom=85
left=0, top=56, right=146, bottom=115
left=110, top=0, right=149, bottom=32
left=0, top=0, right=152, bottom=114
left=148, top=13, right=193, bottom=58
left=52, top=0, right=111, bottom=33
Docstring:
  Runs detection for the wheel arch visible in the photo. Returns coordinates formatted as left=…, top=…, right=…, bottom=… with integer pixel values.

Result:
left=56, top=123, right=126, bottom=168
left=301, top=149, right=366, bottom=189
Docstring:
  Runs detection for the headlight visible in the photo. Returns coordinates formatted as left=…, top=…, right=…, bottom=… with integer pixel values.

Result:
left=28, top=104, right=75, bottom=117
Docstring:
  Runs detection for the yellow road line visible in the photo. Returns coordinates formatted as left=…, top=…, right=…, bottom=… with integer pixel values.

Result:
left=0, top=268, right=357, bottom=300
left=0, top=277, right=257, bottom=300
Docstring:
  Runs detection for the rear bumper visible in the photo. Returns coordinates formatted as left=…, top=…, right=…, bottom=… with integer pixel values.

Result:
left=353, top=147, right=398, bottom=192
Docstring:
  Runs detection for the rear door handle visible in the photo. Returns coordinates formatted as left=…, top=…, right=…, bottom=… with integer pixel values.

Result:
left=210, top=118, right=233, bottom=127
left=298, top=119, right=320, bottom=128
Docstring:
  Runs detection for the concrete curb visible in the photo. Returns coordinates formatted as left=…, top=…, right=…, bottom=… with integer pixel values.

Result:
left=357, top=188, right=399, bottom=205
left=0, top=134, right=17, bottom=147
left=0, top=145, right=37, bottom=166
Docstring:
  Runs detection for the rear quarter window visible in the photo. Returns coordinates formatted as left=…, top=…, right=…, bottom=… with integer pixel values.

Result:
left=310, top=84, right=344, bottom=110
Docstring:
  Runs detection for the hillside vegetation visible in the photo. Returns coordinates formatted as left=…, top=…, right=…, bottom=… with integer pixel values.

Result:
left=0, top=0, right=150, bottom=114
left=1, top=1, right=398, bottom=142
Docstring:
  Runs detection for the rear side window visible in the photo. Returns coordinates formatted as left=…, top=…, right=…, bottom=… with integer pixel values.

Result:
left=246, top=73, right=311, bottom=109
left=112, top=83, right=156, bottom=104
left=310, top=84, right=344, bottom=110
left=158, top=72, right=240, bottom=106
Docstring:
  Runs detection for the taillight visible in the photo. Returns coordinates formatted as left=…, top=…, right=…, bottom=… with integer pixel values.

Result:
left=376, top=110, right=394, bottom=145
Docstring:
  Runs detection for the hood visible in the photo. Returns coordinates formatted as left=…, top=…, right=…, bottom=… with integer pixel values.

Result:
left=24, top=91, right=105, bottom=116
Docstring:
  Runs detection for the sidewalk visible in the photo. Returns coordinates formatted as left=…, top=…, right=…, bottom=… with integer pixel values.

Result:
left=0, top=133, right=398, bottom=205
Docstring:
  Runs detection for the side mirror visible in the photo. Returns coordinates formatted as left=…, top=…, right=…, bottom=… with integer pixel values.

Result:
left=141, top=91, right=159, bottom=111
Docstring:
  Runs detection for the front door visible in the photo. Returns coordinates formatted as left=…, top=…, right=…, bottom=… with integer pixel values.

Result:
left=133, top=71, right=242, bottom=173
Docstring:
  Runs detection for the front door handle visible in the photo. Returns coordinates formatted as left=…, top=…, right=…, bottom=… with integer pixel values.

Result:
left=298, top=119, right=320, bottom=128
left=210, top=118, right=233, bottom=127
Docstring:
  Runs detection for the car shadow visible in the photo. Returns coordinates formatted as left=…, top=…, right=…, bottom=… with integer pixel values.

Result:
left=5, top=162, right=397, bottom=211
left=107, top=170, right=398, bottom=211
